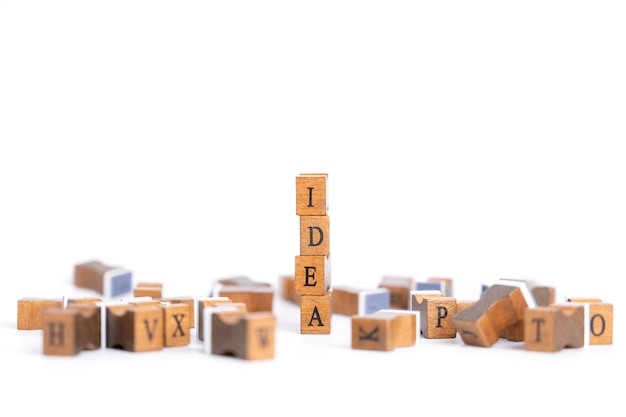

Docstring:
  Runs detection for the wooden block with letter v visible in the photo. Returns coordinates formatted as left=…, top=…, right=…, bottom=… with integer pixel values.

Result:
left=211, top=310, right=276, bottom=360
left=106, top=303, right=164, bottom=352
left=351, top=309, right=419, bottom=351
left=42, top=304, right=101, bottom=356
left=524, top=304, right=585, bottom=352
left=300, top=293, right=332, bottom=334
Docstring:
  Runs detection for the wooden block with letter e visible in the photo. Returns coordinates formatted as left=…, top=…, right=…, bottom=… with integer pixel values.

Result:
left=17, top=297, right=64, bottom=330
left=296, top=173, right=328, bottom=216
left=453, top=280, right=536, bottom=347
left=74, top=260, right=133, bottom=298
left=566, top=297, right=613, bottom=345
left=524, top=304, right=585, bottom=352
left=409, top=293, right=457, bottom=339
left=379, top=276, right=414, bottom=310
left=300, top=293, right=332, bottom=334
left=332, top=286, right=390, bottom=316
left=351, top=310, right=419, bottom=351
left=106, top=304, right=164, bottom=352
left=42, top=304, right=101, bottom=356
left=295, top=255, right=331, bottom=296
left=211, top=310, right=276, bottom=360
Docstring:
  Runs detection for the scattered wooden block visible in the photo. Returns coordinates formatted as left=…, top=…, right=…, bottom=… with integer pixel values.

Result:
left=566, top=298, right=613, bottom=345
left=296, top=173, right=328, bottom=216
left=210, top=310, right=276, bottom=360
left=299, top=215, right=330, bottom=256
left=161, top=303, right=191, bottom=347
left=410, top=293, right=457, bottom=339
left=300, top=293, right=332, bottom=334
left=524, top=304, right=585, bottom=352
left=351, top=310, right=419, bottom=351
left=415, top=281, right=447, bottom=293
left=428, top=277, right=453, bottom=297
left=201, top=302, right=248, bottom=353
left=42, top=304, right=101, bottom=356
left=295, top=255, right=331, bottom=296
left=214, top=285, right=274, bottom=313
left=66, top=296, right=102, bottom=306
left=133, top=282, right=163, bottom=299
left=161, top=296, right=195, bottom=328
left=216, top=276, right=271, bottom=288
left=453, top=281, right=536, bottom=347
left=331, top=286, right=390, bottom=316
left=196, top=297, right=235, bottom=341
left=106, top=304, right=164, bottom=352
left=455, top=299, right=475, bottom=313
left=531, top=285, right=555, bottom=307
left=279, top=275, right=300, bottom=304
left=17, top=297, right=64, bottom=330
left=379, top=276, right=414, bottom=310
left=74, top=260, right=133, bottom=298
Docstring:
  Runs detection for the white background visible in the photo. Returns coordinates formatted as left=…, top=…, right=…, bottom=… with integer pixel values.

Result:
left=1, top=1, right=623, bottom=415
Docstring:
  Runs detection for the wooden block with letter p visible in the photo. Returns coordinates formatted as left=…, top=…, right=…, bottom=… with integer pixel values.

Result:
left=211, top=310, right=276, bottom=360
left=524, top=304, right=585, bottom=352
left=106, top=304, right=164, bottom=352
left=42, top=304, right=101, bottom=356
left=300, top=293, right=332, bottom=334
left=409, top=293, right=457, bottom=339
left=295, top=255, right=331, bottom=296
left=296, top=173, right=328, bottom=216
left=17, top=297, right=64, bottom=330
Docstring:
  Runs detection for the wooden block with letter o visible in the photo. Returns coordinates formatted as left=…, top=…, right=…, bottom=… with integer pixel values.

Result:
left=524, top=304, right=585, bottom=352
left=211, top=310, right=276, bottom=360
left=300, top=293, right=332, bottom=334
left=566, top=298, right=613, bottom=345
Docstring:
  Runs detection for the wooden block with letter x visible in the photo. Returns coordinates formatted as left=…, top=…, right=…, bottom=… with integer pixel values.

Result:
left=17, top=297, right=64, bottom=330
left=161, top=296, right=195, bottom=329
left=296, top=173, right=328, bottom=216
left=42, top=304, right=101, bottom=356
left=300, top=293, right=332, bottom=334
left=524, top=304, right=585, bottom=352
left=161, top=303, right=191, bottom=347
left=295, top=255, right=331, bottom=296
left=211, top=310, right=276, bottom=360
left=106, top=304, right=164, bottom=352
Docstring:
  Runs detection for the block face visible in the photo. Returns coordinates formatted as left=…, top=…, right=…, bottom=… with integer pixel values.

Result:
left=245, top=313, right=276, bottom=360
left=163, top=304, right=191, bottom=347
left=423, top=297, right=457, bottom=339
left=42, top=309, right=79, bottom=356
left=427, top=277, right=453, bottom=297
left=66, top=304, right=101, bottom=350
left=131, top=307, right=164, bottom=352
left=589, top=303, right=613, bottom=345
left=351, top=316, right=393, bottom=351
left=161, top=297, right=195, bottom=328
left=299, top=215, right=330, bottom=256
left=295, top=255, right=330, bottom=296
left=215, top=286, right=274, bottom=312
left=525, top=307, right=559, bottom=352
left=331, top=287, right=359, bottom=316
left=361, top=289, right=391, bottom=315
left=379, top=276, right=414, bottom=310
left=197, top=297, right=234, bottom=341
left=17, top=298, right=64, bottom=330
left=105, top=269, right=133, bottom=298
left=296, top=174, right=328, bottom=216
left=300, top=293, right=331, bottom=334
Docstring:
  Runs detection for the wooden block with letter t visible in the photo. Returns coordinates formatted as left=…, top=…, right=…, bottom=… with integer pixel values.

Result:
left=300, top=293, right=332, bottom=334
left=524, top=304, right=585, bottom=352
left=296, top=173, right=328, bottom=216
left=211, top=310, right=276, bottom=360
left=106, top=304, right=164, bottom=352
left=42, top=304, right=101, bottom=356
left=295, top=255, right=331, bottom=296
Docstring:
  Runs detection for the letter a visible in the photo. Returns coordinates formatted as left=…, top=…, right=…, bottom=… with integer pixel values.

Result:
left=307, top=306, right=325, bottom=327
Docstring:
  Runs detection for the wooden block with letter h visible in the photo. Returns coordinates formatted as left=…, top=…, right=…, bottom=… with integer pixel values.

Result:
left=42, top=304, right=101, bottom=356
left=296, top=173, right=332, bottom=334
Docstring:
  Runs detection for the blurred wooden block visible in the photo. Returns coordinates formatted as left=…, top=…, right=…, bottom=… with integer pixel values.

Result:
left=133, top=285, right=162, bottom=298
left=453, top=282, right=535, bottom=347
left=332, top=286, right=390, bottom=316
left=106, top=304, right=163, bottom=352
left=410, top=294, right=457, bottom=339
left=66, top=296, right=102, bottom=306
left=197, top=297, right=235, bottom=341
left=74, top=260, right=133, bottom=298
left=211, top=311, right=276, bottom=360
left=215, top=285, right=274, bottom=313
left=415, top=281, right=447, bottom=293
left=299, top=215, right=330, bottom=256
left=351, top=309, right=419, bottom=351
left=455, top=299, right=475, bottom=313
left=17, top=298, right=64, bottom=330
left=42, top=304, right=101, bottom=356
left=566, top=298, right=613, bottom=345
left=216, top=276, right=271, bottom=288
left=300, top=293, right=332, bottom=334
left=428, top=277, right=453, bottom=297
left=279, top=275, right=300, bottom=304
left=162, top=303, right=191, bottom=347
left=161, top=296, right=195, bottom=328
left=296, top=173, right=328, bottom=216
left=295, top=255, right=331, bottom=296
left=201, top=302, right=248, bottom=353
left=379, top=276, right=414, bottom=310
left=531, top=285, right=556, bottom=307
left=524, top=304, right=585, bottom=352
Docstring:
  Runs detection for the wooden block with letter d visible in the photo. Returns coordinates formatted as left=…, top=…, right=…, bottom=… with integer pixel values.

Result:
left=295, top=255, right=331, bottom=296
left=524, top=304, right=585, bottom=352
left=300, top=293, right=332, bottom=334
left=299, top=215, right=330, bottom=256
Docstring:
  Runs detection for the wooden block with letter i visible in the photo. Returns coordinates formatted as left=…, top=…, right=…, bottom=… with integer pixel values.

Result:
left=296, top=173, right=328, bottom=216
left=300, top=293, right=331, bottom=334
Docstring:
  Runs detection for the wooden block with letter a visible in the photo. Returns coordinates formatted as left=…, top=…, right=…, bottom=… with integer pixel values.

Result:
left=106, top=304, right=164, bottom=352
left=524, top=304, right=585, bottom=352
left=300, top=293, right=331, bottom=334
left=211, top=310, right=276, bottom=360
left=379, top=276, right=414, bottom=310
left=295, top=255, right=331, bottom=296
left=42, top=304, right=101, bottom=356
left=17, top=297, right=64, bottom=330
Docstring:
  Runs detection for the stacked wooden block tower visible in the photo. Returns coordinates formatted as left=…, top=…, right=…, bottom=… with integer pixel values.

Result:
left=295, top=173, right=331, bottom=334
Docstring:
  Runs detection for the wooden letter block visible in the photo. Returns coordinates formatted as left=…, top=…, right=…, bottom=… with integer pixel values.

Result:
left=531, top=285, right=555, bottom=307
left=202, top=302, right=247, bottom=353
left=427, top=277, right=453, bottom=297
left=106, top=304, right=163, bottom=352
left=160, top=296, right=195, bottom=328
left=279, top=275, right=300, bottom=304
left=299, top=215, right=330, bottom=256
left=74, top=260, right=133, bottom=298
left=211, top=311, right=276, bottom=360
left=524, top=304, right=585, bottom=352
left=162, top=303, right=191, bottom=347
left=332, top=286, right=390, bottom=316
left=133, top=282, right=163, bottom=299
left=379, top=276, right=414, bottom=310
left=66, top=297, right=102, bottom=306
left=295, top=255, right=331, bottom=296
left=197, top=297, right=234, bottom=341
left=566, top=298, right=613, bottom=345
left=17, top=298, right=64, bottom=330
left=214, top=285, right=274, bottom=313
left=300, top=293, right=331, bottom=334
left=351, top=310, right=419, bottom=351
left=410, top=295, right=457, bottom=339
left=453, top=283, right=534, bottom=347
left=42, top=304, right=101, bottom=356
left=296, top=173, right=328, bottom=216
